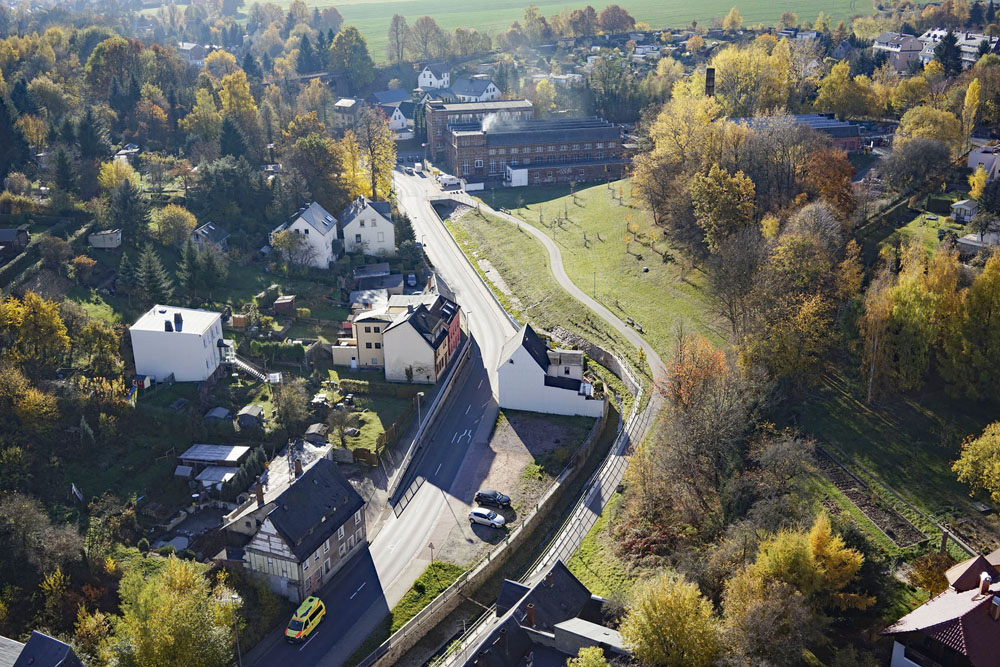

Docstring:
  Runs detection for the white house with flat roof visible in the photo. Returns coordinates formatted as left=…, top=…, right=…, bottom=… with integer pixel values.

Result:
left=129, top=305, right=225, bottom=382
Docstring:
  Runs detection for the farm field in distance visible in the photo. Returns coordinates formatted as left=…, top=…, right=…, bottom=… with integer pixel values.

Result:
left=148, top=0, right=895, bottom=63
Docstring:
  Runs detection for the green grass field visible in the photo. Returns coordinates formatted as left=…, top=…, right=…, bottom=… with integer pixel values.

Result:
left=149, top=0, right=890, bottom=64
left=485, top=180, right=722, bottom=356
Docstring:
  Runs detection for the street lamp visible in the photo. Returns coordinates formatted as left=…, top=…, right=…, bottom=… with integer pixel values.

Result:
left=416, top=391, right=425, bottom=424
left=231, top=594, right=242, bottom=667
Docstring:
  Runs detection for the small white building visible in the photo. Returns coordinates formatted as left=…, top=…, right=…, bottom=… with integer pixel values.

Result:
left=497, top=325, right=604, bottom=418
left=88, top=228, right=122, bottom=249
left=340, top=195, right=395, bottom=256
left=418, top=63, right=451, bottom=90
left=917, top=28, right=998, bottom=67
left=449, top=77, right=501, bottom=103
left=269, top=202, right=340, bottom=269
left=952, top=199, right=979, bottom=223
left=129, top=305, right=226, bottom=382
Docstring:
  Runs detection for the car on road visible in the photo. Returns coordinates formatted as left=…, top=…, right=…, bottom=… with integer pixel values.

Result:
left=469, top=507, right=506, bottom=528
left=285, top=596, right=325, bottom=643
left=404, top=167, right=414, bottom=175
left=475, top=489, right=511, bottom=508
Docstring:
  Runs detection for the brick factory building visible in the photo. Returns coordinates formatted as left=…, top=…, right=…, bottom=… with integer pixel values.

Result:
left=426, top=99, right=534, bottom=160
left=444, top=116, right=625, bottom=187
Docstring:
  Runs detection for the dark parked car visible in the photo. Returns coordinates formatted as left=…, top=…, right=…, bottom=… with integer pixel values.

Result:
left=475, top=489, right=511, bottom=508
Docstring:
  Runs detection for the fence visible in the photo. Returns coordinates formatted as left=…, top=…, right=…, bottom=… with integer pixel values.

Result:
left=359, top=345, right=646, bottom=667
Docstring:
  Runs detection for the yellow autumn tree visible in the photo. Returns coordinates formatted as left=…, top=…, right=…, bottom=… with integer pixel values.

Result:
left=97, top=160, right=139, bottom=192
left=970, top=164, right=988, bottom=199
left=179, top=88, right=222, bottom=141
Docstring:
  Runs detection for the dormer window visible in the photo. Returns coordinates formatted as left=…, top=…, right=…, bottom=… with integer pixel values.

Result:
left=360, top=221, right=365, bottom=227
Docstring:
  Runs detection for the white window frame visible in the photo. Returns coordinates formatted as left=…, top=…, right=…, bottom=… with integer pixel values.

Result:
left=338, top=525, right=345, bottom=540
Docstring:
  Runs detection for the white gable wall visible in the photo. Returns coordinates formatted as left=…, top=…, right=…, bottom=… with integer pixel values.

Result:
left=287, top=218, right=337, bottom=268
left=497, top=346, right=603, bottom=417
left=384, top=323, right=437, bottom=383
left=343, top=208, right=395, bottom=256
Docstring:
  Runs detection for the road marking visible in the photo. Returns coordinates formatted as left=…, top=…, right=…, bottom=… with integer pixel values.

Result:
left=478, top=379, right=483, bottom=389
left=299, top=632, right=319, bottom=651
left=350, top=582, right=367, bottom=600
left=387, top=543, right=397, bottom=552
left=456, top=429, right=472, bottom=444
left=451, top=431, right=458, bottom=444
left=465, top=405, right=471, bottom=415
left=435, top=463, right=442, bottom=476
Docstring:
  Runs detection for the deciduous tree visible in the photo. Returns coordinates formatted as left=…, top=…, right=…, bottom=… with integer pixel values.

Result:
left=329, top=26, right=375, bottom=91
left=689, top=164, right=756, bottom=251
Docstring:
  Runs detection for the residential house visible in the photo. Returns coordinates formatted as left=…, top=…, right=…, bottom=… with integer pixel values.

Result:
left=227, top=458, right=366, bottom=602
left=883, top=551, right=1000, bottom=667
left=177, top=42, right=207, bottom=67
left=203, top=406, right=231, bottom=422
left=340, top=195, right=395, bottom=256
left=236, top=404, right=264, bottom=430
left=175, top=443, right=249, bottom=489
left=459, top=561, right=630, bottom=667
left=873, top=32, right=924, bottom=71
left=273, top=294, right=297, bottom=315
left=918, top=28, right=998, bottom=68
left=369, top=89, right=412, bottom=106
left=378, top=102, right=410, bottom=131
left=968, top=144, right=1000, bottom=181
left=347, top=288, right=388, bottom=313
left=353, top=262, right=391, bottom=281
left=129, top=305, right=227, bottom=382
left=382, top=295, right=461, bottom=383
left=88, top=228, right=122, bottom=249
left=304, top=423, right=328, bottom=444
left=952, top=199, right=979, bottom=223
left=190, top=221, right=230, bottom=251
left=0, top=631, right=84, bottom=667
left=358, top=273, right=404, bottom=294
left=497, top=324, right=604, bottom=418
left=0, top=226, right=29, bottom=261
left=418, top=63, right=451, bottom=90
left=331, top=97, right=361, bottom=133
left=114, top=143, right=140, bottom=164
left=958, top=229, right=1000, bottom=257
left=270, top=202, right=340, bottom=269
left=348, top=307, right=394, bottom=369
left=448, top=77, right=502, bottom=102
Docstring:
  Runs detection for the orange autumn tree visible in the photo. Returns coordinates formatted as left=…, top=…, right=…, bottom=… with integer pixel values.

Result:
left=666, top=333, right=727, bottom=409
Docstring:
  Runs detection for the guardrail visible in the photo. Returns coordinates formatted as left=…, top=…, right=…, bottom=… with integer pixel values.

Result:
left=386, top=336, right=472, bottom=501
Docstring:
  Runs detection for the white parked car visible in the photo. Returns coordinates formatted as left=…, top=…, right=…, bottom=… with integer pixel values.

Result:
left=469, top=507, right=505, bottom=529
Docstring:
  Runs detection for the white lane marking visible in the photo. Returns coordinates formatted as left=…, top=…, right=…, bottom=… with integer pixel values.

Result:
left=456, top=429, right=472, bottom=444
left=452, top=431, right=458, bottom=444
left=478, top=379, right=483, bottom=389
left=350, top=582, right=367, bottom=600
left=465, top=405, right=471, bottom=415
left=299, top=632, right=319, bottom=651
left=435, top=463, right=442, bottom=476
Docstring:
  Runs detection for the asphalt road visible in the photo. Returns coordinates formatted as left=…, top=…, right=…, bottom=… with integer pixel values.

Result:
left=250, top=172, right=515, bottom=667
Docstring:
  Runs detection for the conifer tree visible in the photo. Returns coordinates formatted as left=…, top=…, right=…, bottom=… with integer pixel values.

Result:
left=135, top=245, right=174, bottom=307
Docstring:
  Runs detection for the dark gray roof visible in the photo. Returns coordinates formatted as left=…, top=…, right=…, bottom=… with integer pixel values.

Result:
left=396, top=100, right=416, bottom=120
left=544, top=375, right=582, bottom=391
left=340, top=195, right=393, bottom=228
left=0, top=635, right=23, bottom=667
left=386, top=303, right=448, bottom=348
left=12, top=631, right=83, bottom=667
left=451, top=117, right=620, bottom=147
left=504, top=324, right=551, bottom=372
left=424, top=63, right=449, bottom=78
left=237, top=404, right=263, bottom=418
left=358, top=274, right=404, bottom=292
left=450, top=77, right=495, bottom=98
left=496, top=580, right=530, bottom=616
left=191, top=221, right=230, bottom=245
left=292, top=202, right=338, bottom=236
left=266, top=458, right=364, bottom=562
left=353, top=262, right=391, bottom=280
left=0, top=229, right=26, bottom=243
left=371, top=89, right=411, bottom=105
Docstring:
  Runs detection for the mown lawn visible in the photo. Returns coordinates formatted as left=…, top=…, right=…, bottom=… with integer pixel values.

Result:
left=883, top=210, right=967, bottom=256
left=566, top=493, right=633, bottom=599
left=483, top=180, right=723, bottom=356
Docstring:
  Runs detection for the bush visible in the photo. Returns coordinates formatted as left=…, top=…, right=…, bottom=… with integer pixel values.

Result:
left=157, top=545, right=176, bottom=556
left=180, top=549, right=196, bottom=560
left=295, top=307, right=311, bottom=319
left=137, top=538, right=149, bottom=553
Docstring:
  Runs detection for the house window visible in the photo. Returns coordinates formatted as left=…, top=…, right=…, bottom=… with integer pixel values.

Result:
left=564, top=366, right=570, bottom=374
left=360, top=220, right=365, bottom=227
left=373, top=326, right=380, bottom=333
left=325, top=560, right=331, bottom=574
left=463, top=162, right=470, bottom=175
left=474, top=159, right=483, bottom=168
left=314, top=551, right=320, bottom=561
left=510, top=147, right=518, bottom=154
left=597, top=152, right=604, bottom=160
left=510, top=159, right=518, bottom=166
left=355, top=528, right=363, bottom=544
left=498, top=148, right=505, bottom=155
left=365, top=326, right=371, bottom=333
left=324, top=542, right=330, bottom=553
left=245, top=520, right=251, bottom=528
left=596, top=142, right=603, bottom=148
left=377, top=232, right=385, bottom=242
left=355, top=510, right=362, bottom=525
left=547, top=145, right=554, bottom=152
left=560, top=145, right=567, bottom=151
left=372, top=357, right=378, bottom=364
left=339, top=544, right=346, bottom=556
left=585, top=143, right=592, bottom=149
left=303, top=560, right=309, bottom=572
left=374, top=342, right=381, bottom=349
left=267, top=558, right=274, bottom=567
left=338, top=525, right=345, bottom=540
left=536, top=146, right=543, bottom=153
left=488, top=149, right=496, bottom=156
left=355, top=234, right=362, bottom=243
left=523, top=158, right=531, bottom=165
left=489, top=160, right=496, bottom=174
left=366, top=342, right=372, bottom=349
left=304, top=228, right=309, bottom=234
left=572, top=144, right=580, bottom=150
left=348, top=536, right=355, bottom=549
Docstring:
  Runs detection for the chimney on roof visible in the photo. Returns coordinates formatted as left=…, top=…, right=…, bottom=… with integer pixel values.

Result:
left=982, top=571, right=993, bottom=596
left=546, top=571, right=555, bottom=587
left=407, top=304, right=414, bottom=314
left=174, top=312, right=183, bottom=329
left=164, top=320, right=173, bottom=332
left=525, top=603, right=535, bottom=628
left=255, top=481, right=264, bottom=507
left=294, top=458, right=303, bottom=479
